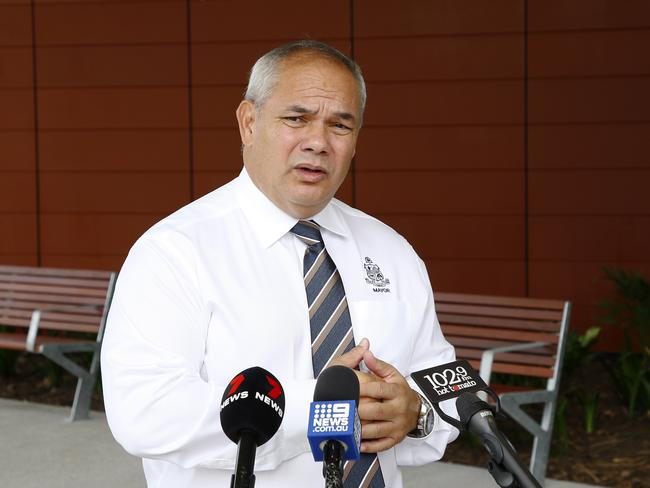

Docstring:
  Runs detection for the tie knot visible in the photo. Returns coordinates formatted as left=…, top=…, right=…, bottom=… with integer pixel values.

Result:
left=290, top=220, right=323, bottom=246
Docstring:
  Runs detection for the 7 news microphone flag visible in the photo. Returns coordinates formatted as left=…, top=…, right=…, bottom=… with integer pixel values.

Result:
left=220, top=366, right=285, bottom=488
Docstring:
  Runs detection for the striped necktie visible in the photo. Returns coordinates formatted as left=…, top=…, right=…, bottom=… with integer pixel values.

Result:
left=291, top=220, right=385, bottom=488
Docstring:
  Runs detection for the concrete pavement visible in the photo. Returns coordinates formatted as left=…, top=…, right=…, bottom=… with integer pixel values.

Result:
left=0, top=398, right=607, bottom=488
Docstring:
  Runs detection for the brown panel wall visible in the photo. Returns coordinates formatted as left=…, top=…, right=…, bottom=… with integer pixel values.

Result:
left=355, top=0, right=526, bottom=296
left=34, top=0, right=190, bottom=270
left=527, top=0, right=650, bottom=347
left=1, top=0, right=648, bottom=349
left=0, top=1, right=37, bottom=265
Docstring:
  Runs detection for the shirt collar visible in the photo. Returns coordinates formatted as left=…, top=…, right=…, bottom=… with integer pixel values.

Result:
left=235, top=167, right=349, bottom=248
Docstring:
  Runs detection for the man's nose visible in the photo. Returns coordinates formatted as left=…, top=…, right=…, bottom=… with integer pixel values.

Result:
left=300, top=123, right=330, bottom=154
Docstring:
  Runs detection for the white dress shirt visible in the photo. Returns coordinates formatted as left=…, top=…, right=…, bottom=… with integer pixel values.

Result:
left=101, top=168, right=458, bottom=488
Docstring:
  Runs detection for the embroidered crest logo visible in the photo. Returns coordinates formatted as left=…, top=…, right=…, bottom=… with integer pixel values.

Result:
left=363, top=257, right=390, bottom=289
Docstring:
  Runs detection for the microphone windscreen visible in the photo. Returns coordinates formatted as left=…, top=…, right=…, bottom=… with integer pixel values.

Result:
left=456, top=391, right=489, bottom=424
left=314, top=365, right=360, bottom=407
left=220, top=366, right=285, bottom=446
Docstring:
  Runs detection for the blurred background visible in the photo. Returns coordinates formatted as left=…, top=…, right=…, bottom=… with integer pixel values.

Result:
left=1, top=0, right=649, bottom=351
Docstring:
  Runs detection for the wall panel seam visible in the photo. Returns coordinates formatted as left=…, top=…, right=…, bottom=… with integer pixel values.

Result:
left=30, top=0, right=41, bottom=266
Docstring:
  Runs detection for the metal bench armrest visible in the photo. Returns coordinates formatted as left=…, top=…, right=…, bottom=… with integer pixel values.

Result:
left=479, top=341, right=549, bottom=385
left=26, top=310, right=41, bottom=352
left=25, top=304, right=101, bottom=352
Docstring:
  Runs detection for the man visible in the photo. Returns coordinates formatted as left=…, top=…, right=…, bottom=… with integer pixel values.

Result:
left=101, top=40, right=457, bottom=488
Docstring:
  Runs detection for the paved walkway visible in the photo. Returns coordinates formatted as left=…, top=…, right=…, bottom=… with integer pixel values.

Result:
left=0, top=398, right=607, bottom=488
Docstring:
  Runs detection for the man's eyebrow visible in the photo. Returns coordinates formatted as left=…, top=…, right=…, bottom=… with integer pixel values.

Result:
left=285, top=105, right=315, bottom=114
left=334, top=111, right=356, bottom=122
left=284, top=105, right=357, bottom=123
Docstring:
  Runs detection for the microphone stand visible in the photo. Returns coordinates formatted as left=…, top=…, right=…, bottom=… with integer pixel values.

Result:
left=481, top=429, right=541, bottom=488
left=487, top=457, right=520, bottom=488
left=322, top=441, right=344, bottom=488
left=231, top=430, right=257, bottom=488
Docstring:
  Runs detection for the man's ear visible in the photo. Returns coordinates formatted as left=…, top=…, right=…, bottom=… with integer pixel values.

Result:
left=236, top=100, right=256, bottom=146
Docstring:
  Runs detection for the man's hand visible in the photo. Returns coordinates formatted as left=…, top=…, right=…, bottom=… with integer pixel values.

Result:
left=357, top=350, right=421, bottom=453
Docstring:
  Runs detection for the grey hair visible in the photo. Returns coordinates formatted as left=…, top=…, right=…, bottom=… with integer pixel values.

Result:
left=244, top=40, right=367, bottom=116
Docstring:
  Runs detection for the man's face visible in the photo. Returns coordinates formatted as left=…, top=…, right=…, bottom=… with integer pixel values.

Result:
left=236, top=55, right=361, bottom=219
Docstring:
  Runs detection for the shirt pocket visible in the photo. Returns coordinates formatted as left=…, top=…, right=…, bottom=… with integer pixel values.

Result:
left=348, top=300, right=413, bottom=375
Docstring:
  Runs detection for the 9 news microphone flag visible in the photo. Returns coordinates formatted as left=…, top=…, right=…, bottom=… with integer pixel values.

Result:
left=308, top=366, right=362, bottom=488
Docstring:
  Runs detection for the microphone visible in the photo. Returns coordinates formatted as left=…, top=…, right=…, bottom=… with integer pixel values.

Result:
left=307, top=365, right=361, bottom=488
left=412, top=360, right=541, bottom=487
left=457, top=392, right=541, bottom=488
left=220, top=366, right=285, bottom=488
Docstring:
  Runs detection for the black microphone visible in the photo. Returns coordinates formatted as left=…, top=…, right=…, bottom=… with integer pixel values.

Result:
left=308, top=366, right=361, bottom=488
left=220, top=366, right=285, bottom=488
left=457, top=392, right=541, bottom=488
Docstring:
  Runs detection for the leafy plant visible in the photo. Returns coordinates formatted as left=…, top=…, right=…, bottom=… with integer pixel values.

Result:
left=553, top=396, right=569, bottom=453
left=598, top=267, right=650, bottom=415
left=563, top=326, right=601, bottom=377
left=555, top=327, right=602, bottom=435
left=577, top=391, right=600, bottom=434
left=609, top=351, right=650, bottom=415
left=599, top=268, right=650, bottom=351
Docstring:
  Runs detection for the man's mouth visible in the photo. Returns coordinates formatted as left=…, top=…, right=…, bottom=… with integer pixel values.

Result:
left=296, top=164, right=327, bottom=174
left=295, top=164, right=328, bottom=182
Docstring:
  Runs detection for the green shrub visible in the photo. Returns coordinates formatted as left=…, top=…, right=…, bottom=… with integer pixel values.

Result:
left=598, top=267, right=650, bottom=415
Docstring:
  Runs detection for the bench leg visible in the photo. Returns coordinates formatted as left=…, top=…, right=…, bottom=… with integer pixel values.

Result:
left=68, top=367, right=97, bottom=422
left=529, top=399, right=555, bottom=484
left=40, top=345, right=99, bottom=422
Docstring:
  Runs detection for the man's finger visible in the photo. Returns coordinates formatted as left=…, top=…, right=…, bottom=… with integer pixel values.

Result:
left=361, top=437, right=397, bottom=453
left=362, top=350, right=403, bottom=383
left=355, top=370, right=382, bottom=385
left=327, top=338, right=370, bottom=369
left=358, top=397, right=392, bottom=421
left=359, top=420, right=394, bottom=440
left=359, top=380, right=400, bottom=401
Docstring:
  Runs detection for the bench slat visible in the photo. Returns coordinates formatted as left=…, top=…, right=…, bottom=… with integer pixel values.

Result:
left=435, top=292, right=565, bottom=311
left=439, top=313, right=560, bottom=332
left=448, top=336, right=554, bottom=355
left=436, top=303, right=562, bottom=321
left=0, top=299, right=101, bottom=314
left=465, top=359, right=554, bottom=378
left=0, top=274, right=111, bottom=289
left=0, top=332, right=97, bottom=351
left=0, top=309, right=101, bottom=325
left=0, top=291, right=107, bottom=306
left=0, top=317, right=99, bottom=333
left=0, top=265, right=112, bottom=279
left=443, top=324, right=559, bottom=344
left=454, top=347, right=556, bottom=367
left=0, top=282, right=109, bottom=298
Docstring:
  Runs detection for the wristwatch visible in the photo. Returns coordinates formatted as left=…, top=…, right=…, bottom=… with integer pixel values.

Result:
left=408, top=392, right=434, bottom=438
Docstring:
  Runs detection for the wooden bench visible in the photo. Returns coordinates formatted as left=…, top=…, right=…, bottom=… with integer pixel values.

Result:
left=0, top=265, right=117, bottom=421
left=435, top=292, right=571, bottom=485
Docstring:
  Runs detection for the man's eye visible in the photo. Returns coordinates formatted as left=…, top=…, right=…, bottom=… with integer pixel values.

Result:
left=283, top=116, right=304, bottom=123
left=333, top=123, right=352, bottom=132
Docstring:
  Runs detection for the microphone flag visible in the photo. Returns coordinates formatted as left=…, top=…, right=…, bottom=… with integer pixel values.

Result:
left=307, top=399, right=361, bottom=462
